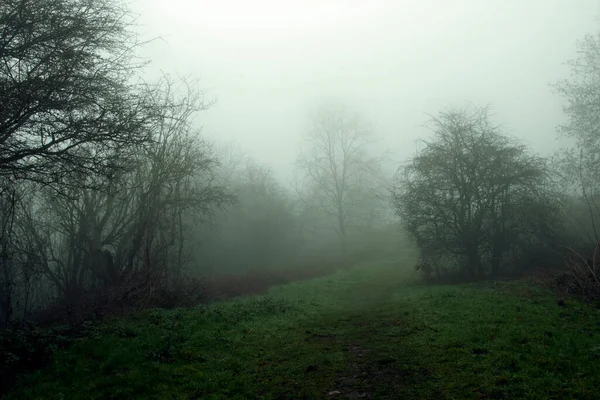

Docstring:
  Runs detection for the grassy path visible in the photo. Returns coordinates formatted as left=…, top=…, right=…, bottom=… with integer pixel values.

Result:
left=7, top=262, right=600, bottom=399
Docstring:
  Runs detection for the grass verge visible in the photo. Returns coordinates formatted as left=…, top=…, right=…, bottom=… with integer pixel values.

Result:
left=5, top=261, right=600, bottom=399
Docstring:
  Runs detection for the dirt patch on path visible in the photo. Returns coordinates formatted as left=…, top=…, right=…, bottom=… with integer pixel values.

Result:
left=328, top=341, right=429, bottom=399
left=326, top=313, right=436, bottom=400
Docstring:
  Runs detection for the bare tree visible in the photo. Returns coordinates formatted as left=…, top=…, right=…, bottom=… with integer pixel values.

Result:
left=552, top=23, right=600, bottom=299
left=0, top=0, right=155, bottom=190
left=2, top=77, right=233, bottom=322
left=119, top=77, right=232, bottom=287
left=553, top=28, right=600, bottom=240
left=393, top=106, right=560, bottom=280
left=296, top=104, right=384, bottom=255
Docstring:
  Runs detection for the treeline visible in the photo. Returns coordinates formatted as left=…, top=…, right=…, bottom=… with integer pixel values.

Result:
left=2, top=0, right=600, bottom=331
left=0, top=0, right=402, bottom=328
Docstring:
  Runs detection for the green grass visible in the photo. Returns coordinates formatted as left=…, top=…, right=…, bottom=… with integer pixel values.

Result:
left=6, top=261, right=600, bottom=399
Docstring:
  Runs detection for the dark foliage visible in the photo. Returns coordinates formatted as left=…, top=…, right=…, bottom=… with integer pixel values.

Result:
left=0, top=0, right=157, bottom=191
left=393, top=106, right=563, bottom=280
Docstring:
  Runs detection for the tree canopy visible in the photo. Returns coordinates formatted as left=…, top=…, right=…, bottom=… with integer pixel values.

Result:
left=0, top=0, right=154, bottom=189
left=393, top=106, right=561, bottom=279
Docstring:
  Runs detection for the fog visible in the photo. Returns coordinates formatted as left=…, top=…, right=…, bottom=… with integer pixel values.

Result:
left=132, top=0, right=598, bottom=181
left=6, top=1, right=600, bottom=396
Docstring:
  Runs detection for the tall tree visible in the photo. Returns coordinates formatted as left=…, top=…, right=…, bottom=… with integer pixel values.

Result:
left=296, top=104, right=384, bottom=255
left=553, top=26, right=600, bottom=242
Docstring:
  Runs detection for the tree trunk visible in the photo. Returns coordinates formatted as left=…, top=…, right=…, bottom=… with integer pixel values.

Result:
left=337, top=210, right=347, bottom=259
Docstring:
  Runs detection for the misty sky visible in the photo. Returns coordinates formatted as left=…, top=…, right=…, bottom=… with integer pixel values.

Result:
left=131, top=0, right=599, bottom=182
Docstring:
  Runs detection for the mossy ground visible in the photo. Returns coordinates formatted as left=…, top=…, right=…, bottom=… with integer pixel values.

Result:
left=6, top=261, right=600, bottom=399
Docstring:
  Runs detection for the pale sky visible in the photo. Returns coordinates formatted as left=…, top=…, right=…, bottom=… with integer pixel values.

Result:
left=130, top=0, right=599, bottom=181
